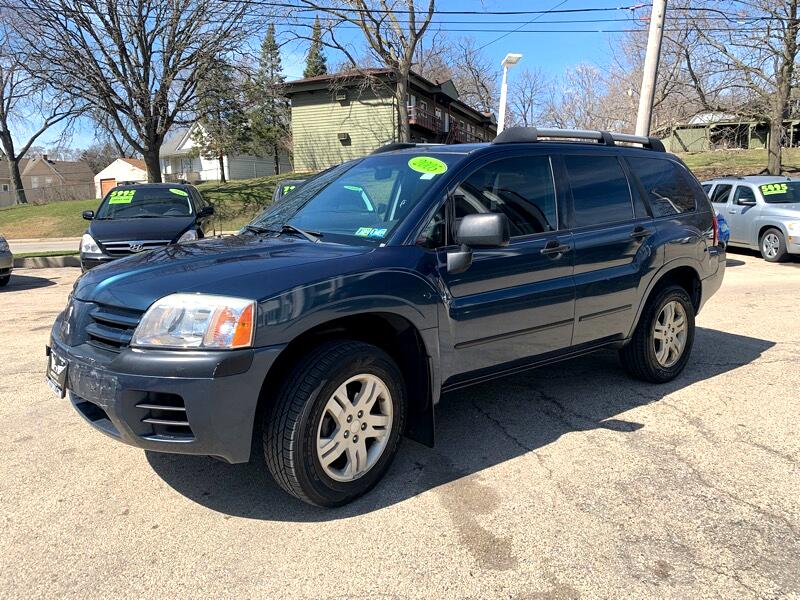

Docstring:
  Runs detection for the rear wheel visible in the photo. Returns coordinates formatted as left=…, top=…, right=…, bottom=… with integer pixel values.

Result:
left=0, top=275, right=8, bottom=287
left=760, top=228, right=788, bottom=262
left=620, top=285, right=695, bottom=383
left=264, top=340, right=406, bottom=506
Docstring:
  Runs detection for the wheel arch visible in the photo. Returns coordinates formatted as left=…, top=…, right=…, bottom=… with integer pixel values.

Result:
left=254, top=311, right=438, bottom=450
left=757, top=222, right=787, bottom=243
left=628, top=262, right=702, bottom=339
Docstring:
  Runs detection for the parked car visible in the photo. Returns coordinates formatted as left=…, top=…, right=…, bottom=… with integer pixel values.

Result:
left=0, top=235, right=12, bottom=287
left=702, top=176, right=800, bottom=262
left=48, top=128, right=724, bottom=506
left=79, top=183, right=215, bottom=271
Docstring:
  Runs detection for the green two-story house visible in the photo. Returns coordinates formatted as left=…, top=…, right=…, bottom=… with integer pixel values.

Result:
left=283, top=68, right=497, bottom=172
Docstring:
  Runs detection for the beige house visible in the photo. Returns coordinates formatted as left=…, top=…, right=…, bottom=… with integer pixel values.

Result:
left=0, top=156, right=95, bottom=207
left=283, top=69, right=497, bottom=172
left=94, top=157, right=148, bottom=198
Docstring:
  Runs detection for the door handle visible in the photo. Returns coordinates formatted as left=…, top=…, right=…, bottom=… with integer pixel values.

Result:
left=540, top=242, right=571, bottom=257
left=728, top=209, right=738, bottom=214
left=630, top=226, right=653, bottom=239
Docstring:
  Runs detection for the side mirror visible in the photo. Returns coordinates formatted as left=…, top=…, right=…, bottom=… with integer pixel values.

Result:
left=198, top=206, right=215, bottom=218
left=447, top=213, right=510, bottom=274
left=82, top=210, right=94, bottom=220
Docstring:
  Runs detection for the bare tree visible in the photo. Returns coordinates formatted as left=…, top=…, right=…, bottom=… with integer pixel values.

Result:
left=296, top=0, right=436, bottom=142
left=680, top=0, right=799, bottom=173
left=508, top=68, right=548, bottom=127
left=15, top=0, right=258, bottom=182
left=0, top=27, right=80, bottom=204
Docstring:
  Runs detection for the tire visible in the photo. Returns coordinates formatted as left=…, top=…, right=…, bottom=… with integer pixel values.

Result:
left=759, top=228, right=788, bottom=262
left=264, top=340, right=406, bottom=507
left=620, top=285, right=695, bottom=383
left=0, top=275, right=8, bottom=287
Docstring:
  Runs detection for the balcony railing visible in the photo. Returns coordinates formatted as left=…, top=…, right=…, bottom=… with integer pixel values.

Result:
left=408, top=106, right=441, bottom=133
left=447, top=124, right=487, bottom=144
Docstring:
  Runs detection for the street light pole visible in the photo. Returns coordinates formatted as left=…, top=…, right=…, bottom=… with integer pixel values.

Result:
left=497, top=53, right=522, bottom=135
left=635, top=0, right=667, bottom=137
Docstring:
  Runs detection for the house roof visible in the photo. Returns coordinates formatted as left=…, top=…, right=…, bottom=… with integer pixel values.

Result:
left=120, top=157, right=147, bottom=170
left=159, top=126, right=194, bottom=157
left=283, top=68, right=496, bottom=126
left=21, top=157, right=94, bottom=182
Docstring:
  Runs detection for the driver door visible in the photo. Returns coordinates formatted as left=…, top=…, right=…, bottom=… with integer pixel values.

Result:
left=433, top=154, right=575, bottom=380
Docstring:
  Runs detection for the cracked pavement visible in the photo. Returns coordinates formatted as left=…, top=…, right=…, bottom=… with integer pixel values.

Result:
left=0, top=252, right=798, bottom=599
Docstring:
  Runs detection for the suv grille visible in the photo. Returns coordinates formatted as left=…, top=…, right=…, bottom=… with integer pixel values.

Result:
left=86, top=304, right=143, bottom=352
left=101, top=240, right=171, bottom=256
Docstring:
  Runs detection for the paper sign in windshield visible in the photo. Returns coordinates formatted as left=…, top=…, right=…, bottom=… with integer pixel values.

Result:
left=760, top=183, right=788, bottom=196
left=108, top=189, right=135, bottom=204
left=355, top=227, right=388, bottom=238
left=169, top=188, right=189, bottom=197
left=408, top=156, right=447, bottom=179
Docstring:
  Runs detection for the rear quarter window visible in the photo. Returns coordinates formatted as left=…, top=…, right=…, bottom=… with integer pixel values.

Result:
left=627, top=157, right=697, bottom=217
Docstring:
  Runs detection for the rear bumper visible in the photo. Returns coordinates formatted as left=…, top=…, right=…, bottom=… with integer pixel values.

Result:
left=48, top=323, right=284, bottom=463
left=699, top=246, right=725, bottom=312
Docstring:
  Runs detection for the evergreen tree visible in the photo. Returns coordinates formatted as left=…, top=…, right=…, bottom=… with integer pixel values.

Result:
left=191, top=58, right=249, bottom=184
left=303, top=17, right=328, bottom=79
left=248, top=23, right=290, bottom=174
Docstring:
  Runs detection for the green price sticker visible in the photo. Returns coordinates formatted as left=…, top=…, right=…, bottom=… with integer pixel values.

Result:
left=343, top=185, right=363, bottom=192
left=408, top=156, right=448, bottom=176
left=355, top=227, right=374, bottom=237
left=169, top=188, right=189, bottom=197
left=760, top=183, right=788, bottom=196
left=108, top=189, right=135, bottom=204
left=282, top=185, right=296, bottom=194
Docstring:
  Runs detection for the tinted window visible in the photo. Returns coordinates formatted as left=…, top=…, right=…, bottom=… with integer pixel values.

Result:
left=95, top=187, right=194, bottom=219
left=734, top=186, right=756, bottom=205
left=565, top=155, right=633, bottom=227
left=628, top=157, right=697, bottom=217
left=701, top=184, right=712, bottom=195
left=711, top=184, right=732, bottom=205
left=453, top=156, right=557, bottom=237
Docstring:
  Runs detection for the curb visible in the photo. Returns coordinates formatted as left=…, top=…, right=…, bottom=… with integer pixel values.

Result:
left=14, top=256, right=81, bottom=269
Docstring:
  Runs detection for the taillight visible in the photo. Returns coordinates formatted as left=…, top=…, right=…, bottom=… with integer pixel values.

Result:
left=711, top=213, right=719, bottom=247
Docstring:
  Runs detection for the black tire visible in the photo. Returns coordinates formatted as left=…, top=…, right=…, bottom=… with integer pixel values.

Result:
left=0, top=275, right=8, bottom=287
left=264, top=340, right=406, bottom=507
left=619, top=285, right=695, bottom=383
left=759, top=228, right=788, bottom=262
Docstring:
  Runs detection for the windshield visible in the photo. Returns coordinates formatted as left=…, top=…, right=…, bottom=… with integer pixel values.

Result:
left=249, top=153, right=462, bottom=244
left=760, top=182, right=800, bottom=204
left=95, top=187, right=194, bottom=219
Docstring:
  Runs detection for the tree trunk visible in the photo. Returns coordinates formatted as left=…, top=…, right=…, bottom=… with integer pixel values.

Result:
left=273, top=142, right=280, bottom=175
left=218, top=153, right=227, bottom=183
left=7, top=157, right=27, bottom=205
left=767, top=119, right=783, bottom=176
left=143, top=149, right=163, bottom=183
left=395, top=73, right=411, bottom=142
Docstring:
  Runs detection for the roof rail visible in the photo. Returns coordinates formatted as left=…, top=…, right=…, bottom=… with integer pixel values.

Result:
left=492, top=127, right=666, bottom=152
left=371, top=142, right=444, bottom=155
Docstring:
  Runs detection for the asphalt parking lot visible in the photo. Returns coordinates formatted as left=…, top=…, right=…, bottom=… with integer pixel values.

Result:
left=1, top=252, right=798, bottom=599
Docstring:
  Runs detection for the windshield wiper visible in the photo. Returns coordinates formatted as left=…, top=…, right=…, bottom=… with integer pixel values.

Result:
left=243, top=224, right=272, bottom=235
left=280, top=224, right=322, bottom=243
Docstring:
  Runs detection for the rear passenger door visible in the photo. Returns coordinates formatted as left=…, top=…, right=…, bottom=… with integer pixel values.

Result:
left=562, top=153, right=657, bottom=346
left=436, top=154, right=575, bottom=376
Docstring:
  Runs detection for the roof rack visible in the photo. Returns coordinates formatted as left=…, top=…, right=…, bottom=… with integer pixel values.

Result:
left=492, top=127, right=666, bottom=152
left=371, top=142, right=444, bottom=155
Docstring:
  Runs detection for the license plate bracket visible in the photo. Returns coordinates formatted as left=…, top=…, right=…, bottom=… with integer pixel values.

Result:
left=46, top=349, right=68, bottom=398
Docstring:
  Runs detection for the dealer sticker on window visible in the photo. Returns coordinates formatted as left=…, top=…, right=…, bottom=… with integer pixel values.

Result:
left=760, top=183, right=788, bottom=196
left=355, top=227, right=388, bottom=238
left=108, top=189, right=135, bottom=204
left=169, top=188, right=189, bottom=197
left=408, top=156, right=448, bottom=180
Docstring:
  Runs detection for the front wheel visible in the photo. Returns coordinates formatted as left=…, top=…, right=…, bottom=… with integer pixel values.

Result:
left=620, top=285, right=695, bottom=383
left=0, top=275, right=9, bottom=287
left=264, top=340, right=406, bottom=506
left=760, top=228, right=788, bottom=262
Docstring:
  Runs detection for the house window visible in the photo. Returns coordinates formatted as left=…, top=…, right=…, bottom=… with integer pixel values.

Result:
left=1, top=184, right=8, bottom=192
left=419, top=100, right=428, bottom=112
left=443, top=113, right=450, bottom=132
left=30, top=176, right=53, bottom=188
left=181, top=158, right=194, bottom=173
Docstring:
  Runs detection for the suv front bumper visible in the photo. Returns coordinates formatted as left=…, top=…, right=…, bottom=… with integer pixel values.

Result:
left=48, top=321, right=284, bottom=463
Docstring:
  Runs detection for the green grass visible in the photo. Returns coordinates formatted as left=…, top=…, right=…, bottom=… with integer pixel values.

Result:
left=0, top=173, right=306, bottom=239
left=678, top=148, right=800, bottom=180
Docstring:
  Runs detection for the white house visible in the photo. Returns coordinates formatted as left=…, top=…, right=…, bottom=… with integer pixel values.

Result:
left=94, top=158, right=148, bottom=198
left=159, top=124, right=293, bottom=183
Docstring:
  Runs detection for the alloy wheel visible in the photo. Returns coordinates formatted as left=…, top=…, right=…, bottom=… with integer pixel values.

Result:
left=762, top=233, right=780, bottom=259
left=653, top=300, right=688, bottom=368
left=315, top=374, right=393, bottom=482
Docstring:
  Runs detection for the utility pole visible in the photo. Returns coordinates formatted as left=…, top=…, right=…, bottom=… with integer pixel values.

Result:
left=635, top=0, right=667, bottom=137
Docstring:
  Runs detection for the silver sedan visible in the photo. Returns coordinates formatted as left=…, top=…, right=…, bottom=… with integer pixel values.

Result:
left=702, top=176, right=800, bottom=262
left=0, top=235, right=12, bottom=286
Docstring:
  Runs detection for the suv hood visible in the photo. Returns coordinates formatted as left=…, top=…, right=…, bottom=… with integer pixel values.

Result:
left=74, top=234, right=373, bottom=310
left=88, top=216, right=195, bottom=243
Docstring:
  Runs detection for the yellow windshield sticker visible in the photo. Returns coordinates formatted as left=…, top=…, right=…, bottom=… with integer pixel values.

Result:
left=282, top=185, right=297, bottom=194
left=760, top=183, right=788, bottom=196
left=408, top=156, right=447, bottom=176
left=169, top=188, right=189, bottom=197
left=108, top=189, right=135, bottom=204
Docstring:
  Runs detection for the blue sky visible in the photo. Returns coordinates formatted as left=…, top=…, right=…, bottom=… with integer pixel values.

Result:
left=55, top=0, right=648, bottom=149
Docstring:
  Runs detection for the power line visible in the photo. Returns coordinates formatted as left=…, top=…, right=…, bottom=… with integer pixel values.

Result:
left=477, top=0, right=569, bottom=50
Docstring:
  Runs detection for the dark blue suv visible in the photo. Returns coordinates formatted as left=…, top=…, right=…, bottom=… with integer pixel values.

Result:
left=47, top=128, right=725, bottom=506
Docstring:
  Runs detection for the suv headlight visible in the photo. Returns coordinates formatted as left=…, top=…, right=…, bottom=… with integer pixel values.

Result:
left=177, top=230, right=198, bottom=243
left=80, top=233, right=101, bottom=255
left=131, top=294, right=256, bottom=349
left=0, top=237, right=8, bottom=252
